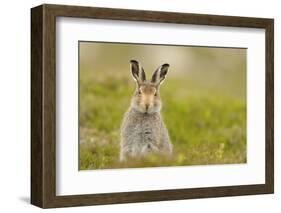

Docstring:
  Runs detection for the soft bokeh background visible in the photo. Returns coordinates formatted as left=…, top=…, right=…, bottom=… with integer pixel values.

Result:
left=79, top=41, right=246, bottom=170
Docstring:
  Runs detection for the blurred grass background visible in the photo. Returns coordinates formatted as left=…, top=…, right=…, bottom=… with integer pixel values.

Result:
left=79, top=42, right=246, bottom=170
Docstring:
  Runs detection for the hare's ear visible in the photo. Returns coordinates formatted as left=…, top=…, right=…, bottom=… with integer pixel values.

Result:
left=151, top=63, right=169, bottom=85
left=130, top=60, right=146, bottom=84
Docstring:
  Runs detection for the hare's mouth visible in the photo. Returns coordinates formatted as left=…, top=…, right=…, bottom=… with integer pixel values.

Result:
left=144, top=106, right=152, bottom=114
left=143, top=108, right=157, bottom=115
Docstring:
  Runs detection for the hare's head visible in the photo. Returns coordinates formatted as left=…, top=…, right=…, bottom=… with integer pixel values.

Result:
left=129, top=60, right=169, bottom=114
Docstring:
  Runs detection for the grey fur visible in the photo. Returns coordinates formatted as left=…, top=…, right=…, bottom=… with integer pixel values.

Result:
left=120, top=61, right=173, bottom=161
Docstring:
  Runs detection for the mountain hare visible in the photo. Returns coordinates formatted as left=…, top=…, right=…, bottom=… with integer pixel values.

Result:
left=120, top=60, right=173, bottom=161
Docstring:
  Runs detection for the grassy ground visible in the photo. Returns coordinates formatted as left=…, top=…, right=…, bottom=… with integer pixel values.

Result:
left=79, top=67, right=246, bottom=170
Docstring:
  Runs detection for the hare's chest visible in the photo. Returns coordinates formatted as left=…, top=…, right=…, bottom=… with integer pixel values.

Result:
left=134, top=115, right=161, bottom=144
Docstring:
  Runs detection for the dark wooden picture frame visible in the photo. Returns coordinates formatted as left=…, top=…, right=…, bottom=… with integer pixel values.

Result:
left=31, top=4, right=274, bottom=208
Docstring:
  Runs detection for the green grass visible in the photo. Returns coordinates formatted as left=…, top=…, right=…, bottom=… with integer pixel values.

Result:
left=79, top=69, right=246, bottom=170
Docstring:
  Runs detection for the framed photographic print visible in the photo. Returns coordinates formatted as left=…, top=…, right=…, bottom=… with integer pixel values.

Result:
left=31, top=4, right=274, bottom=208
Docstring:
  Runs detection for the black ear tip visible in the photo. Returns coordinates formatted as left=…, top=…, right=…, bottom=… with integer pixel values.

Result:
left=162, top=63, right=170, bottom=68
left=130, top=60, right=139, bottom=64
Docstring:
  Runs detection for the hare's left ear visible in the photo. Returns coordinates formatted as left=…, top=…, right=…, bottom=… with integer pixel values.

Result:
left=151, top=63, right=169, bottom=85
left=130, top=60, right=146, bottom=84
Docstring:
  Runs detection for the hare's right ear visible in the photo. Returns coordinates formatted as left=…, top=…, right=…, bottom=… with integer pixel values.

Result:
left=130, top=60, right=146, bottom=84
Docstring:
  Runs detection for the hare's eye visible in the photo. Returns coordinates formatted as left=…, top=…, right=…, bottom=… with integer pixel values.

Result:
left=154, top=92, right=157, bottom=96
left=138, top=90, right=142, bottom=95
